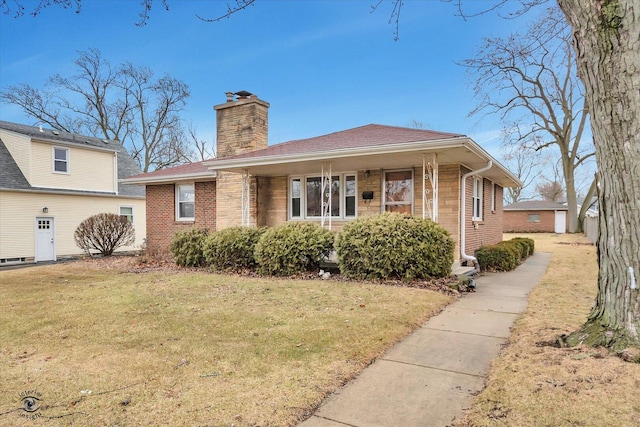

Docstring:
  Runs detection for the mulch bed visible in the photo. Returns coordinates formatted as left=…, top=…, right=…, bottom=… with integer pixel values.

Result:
left=75, top=253, right=462, bottom=296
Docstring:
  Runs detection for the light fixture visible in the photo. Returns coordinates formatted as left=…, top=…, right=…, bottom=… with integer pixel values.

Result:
left=42, top=207, right=48, bottom=213
left=364, top=170, right=371, bottom=178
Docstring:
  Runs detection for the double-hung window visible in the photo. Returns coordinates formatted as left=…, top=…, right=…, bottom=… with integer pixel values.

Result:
left=53, top=147, right=69, bottom=173
left=384, top=170, right=413, bottom=214
left=289, top=173, right=357, bottom=219
left=472, top=177, right=483, bottom=220
left=119, top=206, right=134, bottom=223
left=176, top=183, right=195, bottom=221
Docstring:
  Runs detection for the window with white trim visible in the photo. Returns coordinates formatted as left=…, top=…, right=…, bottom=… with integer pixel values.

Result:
left=384, top=170, right=413, bottom=214
left=491, top=182, right=496, bottom=212
left=472, top=177, right=483, bottom=220
left=176, top=183, right=195, bottom=221
left=53, top=147, right=69, bottom=173
left=119, top=206, right=134, bottom=223
left=289, top=173, right=357, bottom=219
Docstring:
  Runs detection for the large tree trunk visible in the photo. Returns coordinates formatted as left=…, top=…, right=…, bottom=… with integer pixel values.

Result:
left=558, top=0, right=640, bottom=351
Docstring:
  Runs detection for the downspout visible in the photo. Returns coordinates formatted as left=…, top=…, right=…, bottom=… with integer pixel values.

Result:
left=460, top=160, right=492, bottom=273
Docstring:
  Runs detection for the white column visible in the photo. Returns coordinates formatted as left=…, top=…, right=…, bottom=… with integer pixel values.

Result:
left=423, top=153, right=438, bottom=222
left=241, top=169, right=250, bottom=227
left=321, top=163, right=332, bottom=230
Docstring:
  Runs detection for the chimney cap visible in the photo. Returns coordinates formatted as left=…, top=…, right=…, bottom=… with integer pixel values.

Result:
left=235, top=90, right=253, bottom=98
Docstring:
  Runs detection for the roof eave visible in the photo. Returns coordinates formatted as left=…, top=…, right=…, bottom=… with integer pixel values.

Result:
left=204, top=137, right=469, bottom=170
left=119, top=171, right=217, bottom=185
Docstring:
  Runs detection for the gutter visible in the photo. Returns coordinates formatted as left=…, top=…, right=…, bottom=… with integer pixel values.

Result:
left=460, top=160, right=493, bottom=275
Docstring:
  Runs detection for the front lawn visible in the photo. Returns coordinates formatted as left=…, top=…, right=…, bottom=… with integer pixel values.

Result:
left=0, top=260, right=453, bottom=426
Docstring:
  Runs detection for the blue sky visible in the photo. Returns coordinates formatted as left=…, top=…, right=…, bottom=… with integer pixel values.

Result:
left=0, top=0, right=537, bottom=160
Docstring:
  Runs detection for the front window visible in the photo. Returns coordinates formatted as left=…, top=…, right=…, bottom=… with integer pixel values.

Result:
left=384, top=170, right=413, bottom=214
left=176, top=183, right=195, bottom=221
left=527, top=214, right=541, bottom=223
left=289, top=173, right=356, bottom=219
left=472, top=177, right=483, bottom=220
left=53, top=147, right=69, bottom=173
left=119, top=206, right=134, bottom=223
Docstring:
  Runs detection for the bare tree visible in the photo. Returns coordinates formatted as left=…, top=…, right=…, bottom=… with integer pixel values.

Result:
left=500, top=142, right=543, bottom=204
left=462, top=6, right=593, bottom=232
left=0, top=49, right=195, bottom=172
left=536, top=181, right=564, bottom=202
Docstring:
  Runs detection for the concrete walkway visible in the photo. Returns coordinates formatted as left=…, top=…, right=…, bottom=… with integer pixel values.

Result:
left=299, top=252, right=551, bottom=427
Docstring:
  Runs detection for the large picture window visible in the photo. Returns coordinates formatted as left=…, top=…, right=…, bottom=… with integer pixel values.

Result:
left=289, top=173, right=356, bottom=219
left=472, top=177, right=483, bottom=220
left=176, top=183, right=195, bottom=221
left=384, top=170, right=413, bottom=214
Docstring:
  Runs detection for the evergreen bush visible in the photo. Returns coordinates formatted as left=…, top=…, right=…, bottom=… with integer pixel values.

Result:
left=169, top=228, right=209, bottom=267
left=475, top=237, right=534, bottom=272
left=335, top=213, right=454, bottom=280
left=255, top=222, right=334, bottom=276
left=203, top=226, right=265, bottom=271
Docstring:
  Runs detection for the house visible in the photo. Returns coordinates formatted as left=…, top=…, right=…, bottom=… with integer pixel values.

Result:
left=0, top=121, right=146, bottom=264
left=503, top=200, right=568, bottom=233
left=122, top=92, right=521, bottom=263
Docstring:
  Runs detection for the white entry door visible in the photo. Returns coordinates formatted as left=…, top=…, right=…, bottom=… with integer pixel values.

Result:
left=554, top=211, right=567, bottom=234
left=35, top=217, right=56, bottom=262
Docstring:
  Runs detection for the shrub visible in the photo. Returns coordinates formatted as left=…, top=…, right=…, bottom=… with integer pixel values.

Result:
left=476, top=240, right=523, bottom=272
left=510, top=237, right=535, bottom=257
left=335, top=213, right=454, bottom=280
left=254, top=222, right=334, bottom=276
left=203, top=227, right=266, bottom=271
left=74, top=212, right=135, bottom=256
left=169, top=228, right=209, bottom=267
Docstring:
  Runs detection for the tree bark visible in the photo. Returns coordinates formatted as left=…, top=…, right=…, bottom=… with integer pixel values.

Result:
left=558, top=0, right=640, bottom=350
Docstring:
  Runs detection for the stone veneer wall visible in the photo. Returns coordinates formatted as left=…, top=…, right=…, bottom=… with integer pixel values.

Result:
left=214, top=95, right=269, bottom=229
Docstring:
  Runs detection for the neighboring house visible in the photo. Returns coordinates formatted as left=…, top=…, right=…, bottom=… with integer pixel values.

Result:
left=503, top=200, right=568, bottom=233
left=0, top=121, right=146, bottom=264
left=123, top=92, right=521, bottom=262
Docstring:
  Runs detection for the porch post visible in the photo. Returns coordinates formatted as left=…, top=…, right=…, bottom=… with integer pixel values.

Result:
left=241, top=169, right=250, bottom=227
left=321, top=162, right=332, bottom=230
left=423, top=153, right=438, bottom=222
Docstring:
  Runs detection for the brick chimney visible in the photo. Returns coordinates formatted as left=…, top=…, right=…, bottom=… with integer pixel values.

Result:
left=214, top=91, right=269, bottom=159
left=213, top=91, right=269, bottom=229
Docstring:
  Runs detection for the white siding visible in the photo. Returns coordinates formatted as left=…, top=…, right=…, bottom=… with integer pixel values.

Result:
left=30, top=141, right=116, bottom=192
left=0, top=191, right=146, bottom=260
left=0, top=130, right=32, bottom=182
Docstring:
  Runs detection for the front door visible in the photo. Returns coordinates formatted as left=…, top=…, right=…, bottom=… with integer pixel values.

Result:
left=35, top=217, right=56, bottom=262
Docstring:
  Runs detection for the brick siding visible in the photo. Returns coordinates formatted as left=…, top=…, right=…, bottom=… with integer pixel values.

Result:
left=145, top=181, right=216, bottom=253
left=463, top=173, right=504, bottom=260
left=503, top=210, right=565, bottom=232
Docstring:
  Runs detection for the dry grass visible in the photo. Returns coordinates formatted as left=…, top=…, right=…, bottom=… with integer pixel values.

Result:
left=0, top=259, right=453, bottom=426
left=457, top=233, right=640, bottom=427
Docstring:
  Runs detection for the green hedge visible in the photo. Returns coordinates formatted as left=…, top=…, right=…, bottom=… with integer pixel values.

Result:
left=335, top=213, right=454, bottom=280
left=169, top=228, right=209, bottom=267
left=475, top=237, right=535, bottom=272
left=254, top=222, right=335, bottom=276
left=203, top=227, right=266, bottom=271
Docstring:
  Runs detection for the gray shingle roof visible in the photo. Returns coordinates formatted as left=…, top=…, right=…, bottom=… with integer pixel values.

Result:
left=0, top=121, right=144, bottom=197
left=504, top=200, right=568, bottom=211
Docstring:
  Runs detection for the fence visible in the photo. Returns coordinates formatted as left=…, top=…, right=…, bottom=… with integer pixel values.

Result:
left=583, top=216, right=598, bottom=244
